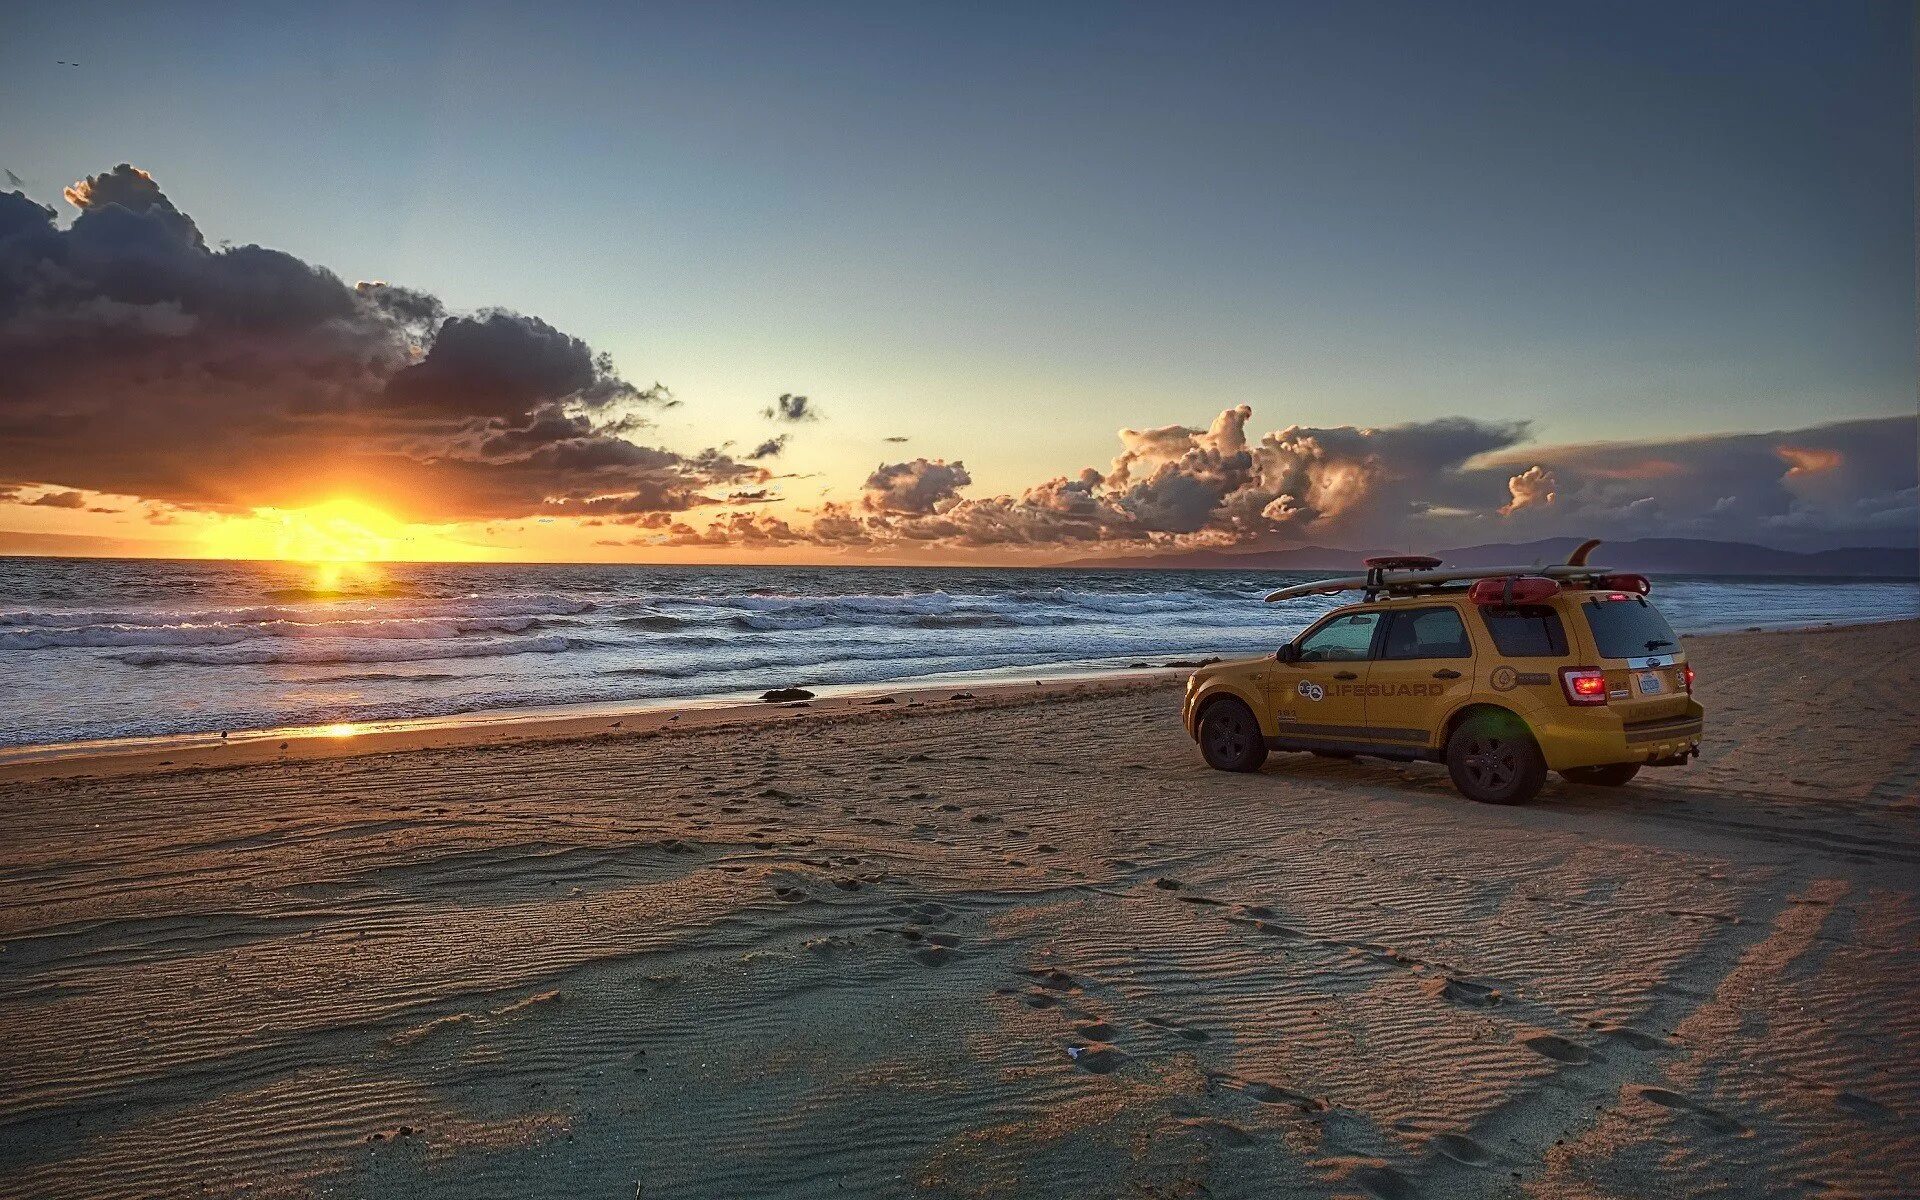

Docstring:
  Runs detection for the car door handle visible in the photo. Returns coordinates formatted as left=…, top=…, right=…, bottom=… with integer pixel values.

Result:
left=1333, top=671, right=1359, bottom=680
left=1431, top=669, right=1461, bottom=680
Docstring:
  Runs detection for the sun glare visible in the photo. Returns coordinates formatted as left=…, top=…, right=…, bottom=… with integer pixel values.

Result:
left=197, top=499, right=490, bottom=568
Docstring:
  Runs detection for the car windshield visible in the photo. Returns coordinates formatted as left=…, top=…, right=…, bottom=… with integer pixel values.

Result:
left=1581, top=596, right=1679, bottom=659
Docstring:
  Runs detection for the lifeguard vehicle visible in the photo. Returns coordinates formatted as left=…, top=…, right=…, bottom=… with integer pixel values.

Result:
left=1181, top=540, right=1703, bottom=804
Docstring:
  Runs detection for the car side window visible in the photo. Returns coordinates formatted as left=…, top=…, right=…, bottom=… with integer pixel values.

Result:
left=1380, top=607, right=1472, bottom=660
left=1479, top=605, right=1568, bottom=657
left=1294, top=612, right=1381, bottom=662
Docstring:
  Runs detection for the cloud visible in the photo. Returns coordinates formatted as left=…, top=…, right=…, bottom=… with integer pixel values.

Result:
left=883, top=435, right=910, bottom=443
left=1499, top=465, right=1556, bottom=515
left=1480, top=417, right=1917, bottom=547
left=746, top=435, right=788, bottom=460
left=0, top=165, right=758, bottom=523
left=763, top=392, right=818, bottom=422
left=668, top=408, right=1915, bottom=555
left=863, top=458, right=972, bottom=514
left=26, top=489, right=86, bottom=508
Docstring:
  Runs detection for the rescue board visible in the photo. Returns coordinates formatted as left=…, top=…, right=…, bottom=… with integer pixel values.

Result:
left=1264, top=540, right=1616, bottom=603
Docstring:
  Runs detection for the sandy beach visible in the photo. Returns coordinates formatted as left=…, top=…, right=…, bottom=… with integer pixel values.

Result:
left=3, top=619, right=1917, bottom=1199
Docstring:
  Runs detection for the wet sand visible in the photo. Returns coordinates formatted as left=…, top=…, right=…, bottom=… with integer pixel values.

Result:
left=2, top=620, right=1917, bottom=1198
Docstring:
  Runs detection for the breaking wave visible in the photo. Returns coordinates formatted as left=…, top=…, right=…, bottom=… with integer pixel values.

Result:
left=114, top=635, right=581, bottom=668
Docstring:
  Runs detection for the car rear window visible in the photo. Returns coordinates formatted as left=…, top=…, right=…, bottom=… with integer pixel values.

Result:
left=1581, top=596, right=1679, bottom=660
left=1479, top=605, right=1567, bottom=657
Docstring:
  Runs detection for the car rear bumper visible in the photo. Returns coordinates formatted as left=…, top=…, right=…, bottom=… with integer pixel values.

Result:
left=1537, top=701, right=1705, bottom=769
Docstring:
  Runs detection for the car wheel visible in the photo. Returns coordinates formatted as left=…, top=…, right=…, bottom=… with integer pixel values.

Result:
left=1445, top=712, right=1547, bottom=805
left=1198, top=698, right=1268, bottom=773
left=1561, top=763, right=1641, bottom=787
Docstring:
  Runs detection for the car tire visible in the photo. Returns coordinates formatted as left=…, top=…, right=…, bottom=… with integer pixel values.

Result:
left=1198, top=698, right=1268, bottom=773
left=1560, top=763, right=1641, bottom=787
left=1445, top=712, right=1547, bottom=805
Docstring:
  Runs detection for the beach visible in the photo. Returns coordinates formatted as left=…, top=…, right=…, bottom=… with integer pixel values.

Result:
left=3, top=619, right=1918, bottom=1198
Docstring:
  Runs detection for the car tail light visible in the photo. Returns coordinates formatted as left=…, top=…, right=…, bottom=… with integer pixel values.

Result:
left=1468, top=576, right=1560, bottom=606
left=1598, top=573, right=1651, bottom=595
left=1683, top=664, right=1695, bottom=694
left=1560, top=666, right=1608, bottom=706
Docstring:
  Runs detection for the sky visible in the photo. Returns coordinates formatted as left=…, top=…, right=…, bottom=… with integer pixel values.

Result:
left=1, top=1, right=1914, bottom=563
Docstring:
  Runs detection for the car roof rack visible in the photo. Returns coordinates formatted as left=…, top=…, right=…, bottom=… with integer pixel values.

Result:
left=1265, top=539, right=1616, bottom=603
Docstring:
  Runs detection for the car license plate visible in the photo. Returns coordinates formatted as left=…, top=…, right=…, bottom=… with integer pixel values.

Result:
left=1637, top=672, right=1664, bottom=695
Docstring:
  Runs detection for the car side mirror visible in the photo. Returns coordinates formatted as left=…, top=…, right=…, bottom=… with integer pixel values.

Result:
left=1276, top=643, right=1299, bottom=664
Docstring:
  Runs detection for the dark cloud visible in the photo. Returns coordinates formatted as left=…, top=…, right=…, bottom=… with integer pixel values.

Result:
left=382, top=313, right=643, bottom=424
left=763, top=393, right=818, bottom=422
left=747, top=435, right=788, bottom=460
left=883, top=435, right=910, bottom=443
left=1480, top=416, right=1918, bottom=548
left=26, top=489, right=86, bottom=508
left=0, top=165, right=747, bottom=523
left=664, top=511, right=803, bottom=546
left=64, top=164, right=204, bottom=249
left=863, top=458, right=972, bottom=514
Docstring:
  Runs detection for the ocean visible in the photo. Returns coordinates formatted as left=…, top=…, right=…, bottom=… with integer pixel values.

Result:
left=2, top=556, right=1914, bottom=749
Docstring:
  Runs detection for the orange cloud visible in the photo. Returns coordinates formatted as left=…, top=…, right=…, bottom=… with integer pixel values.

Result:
left=1499, top=465, right=1556, bottom=515
left=1584, top=459, right=1685, bottom=481
left=1777, top=445, right=1844, bottom=477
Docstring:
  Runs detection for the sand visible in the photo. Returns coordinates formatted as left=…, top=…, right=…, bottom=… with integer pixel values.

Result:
left=1, top=620, right=1917, bottom=1198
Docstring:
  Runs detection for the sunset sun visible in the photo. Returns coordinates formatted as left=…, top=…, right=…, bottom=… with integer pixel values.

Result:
left=195, top=498, right=489, bottom=567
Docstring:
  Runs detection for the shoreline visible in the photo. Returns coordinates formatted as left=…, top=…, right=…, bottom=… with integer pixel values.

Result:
left=0, top=667, right=1188, bottom=785
left=7, top=618, right=1911, bottom=787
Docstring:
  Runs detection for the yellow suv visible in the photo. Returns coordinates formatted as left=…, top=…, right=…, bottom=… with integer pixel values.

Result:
left=1181, top=544, right=1703, bottom=804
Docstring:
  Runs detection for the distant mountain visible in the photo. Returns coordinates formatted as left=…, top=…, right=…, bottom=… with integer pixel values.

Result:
left=1068, top=537, right=1918, bottom=577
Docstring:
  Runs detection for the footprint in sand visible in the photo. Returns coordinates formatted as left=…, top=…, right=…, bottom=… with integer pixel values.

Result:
left=1521, top=1034, right=1591, bottom=1064
left=1349, top=1165, right=1419, bottom=1200
left=1022, top=968, right=1080, bottom=992
left=1074, top=1021, right=1118, bottom=1041
left=1143, top=1016, right=1209, bottom=1042
left=913, top=945, right=955, bottom=967
left=1432, top=977, right=1503, bottom=1008
left=1834, top=1090, right=1898, bottom=1123
left=1601, top=1026, right=1666, bottom=1051
left=1152, top=877, right=1183, bottom=891
left=1430, top=1132, right=1493, bottom=1166
left=1067, top=1044, right=1127, bottom=1074
left=772, top=886, right=809, bottom=902
left=1634, top=1087, right=1748, bottom=1135
left=1239, top=1081, right=1326, bottom=1112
